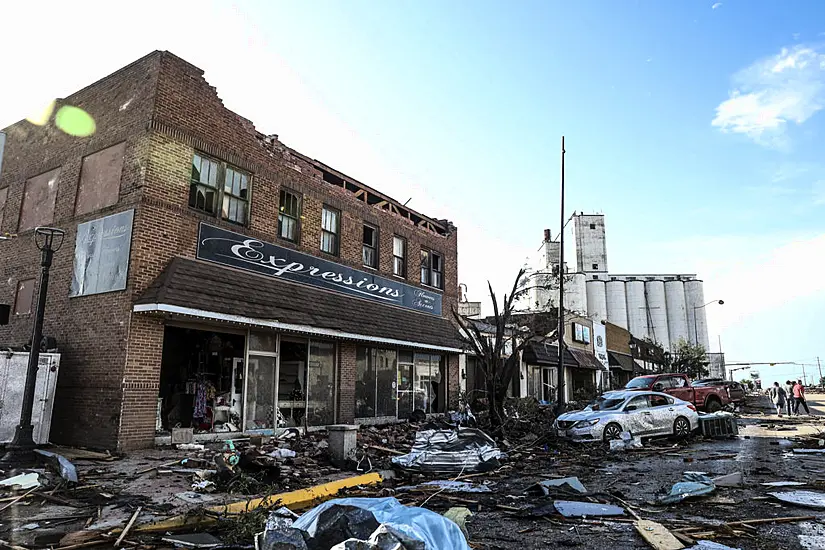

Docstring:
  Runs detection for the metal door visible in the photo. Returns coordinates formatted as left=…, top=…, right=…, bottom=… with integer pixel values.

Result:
left=0, top=352, right=60, bottom=444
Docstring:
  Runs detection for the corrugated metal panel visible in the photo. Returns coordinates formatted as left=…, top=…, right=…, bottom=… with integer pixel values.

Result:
left=645, top=280, right=670, bottom=350
left=665, top=280, right=688, bottom=347
left=605, top=280, right=628, bottom=329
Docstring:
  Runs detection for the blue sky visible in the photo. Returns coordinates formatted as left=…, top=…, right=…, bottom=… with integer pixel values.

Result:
left=4, top=0, right=825, bottom=386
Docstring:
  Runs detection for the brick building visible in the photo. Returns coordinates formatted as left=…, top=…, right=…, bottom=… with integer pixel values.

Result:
left=0, top=51, right=462, bottom=450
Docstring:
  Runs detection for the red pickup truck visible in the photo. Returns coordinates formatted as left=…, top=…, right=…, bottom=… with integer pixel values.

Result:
left=624, top=373, right=730, bottom=412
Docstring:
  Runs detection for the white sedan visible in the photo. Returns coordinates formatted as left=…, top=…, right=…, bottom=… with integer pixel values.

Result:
left=554, top=390, right=699, bottom=443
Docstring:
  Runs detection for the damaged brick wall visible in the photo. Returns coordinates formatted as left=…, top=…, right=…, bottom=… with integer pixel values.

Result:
left=0, top=52, right=162, bottom=449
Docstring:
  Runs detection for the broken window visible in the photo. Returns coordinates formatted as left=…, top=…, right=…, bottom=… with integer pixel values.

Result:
left=14, top=278, right=35, bottom=315
left=19, top=168, right=61, bottom=232
left=278, top=189, right=301, bottom=242
left=320, top=206, right=339, bottom=255
left=189, top=153, right=250, bottom=225
left=392, top=236, right=406, bottom=278
left=0, top=187, right=7, bottom=230
left=420, top=249, right=443, bottom=289
left=75, top=142, right=126, bottom=216
left=362, top=224, right=378, bottom=268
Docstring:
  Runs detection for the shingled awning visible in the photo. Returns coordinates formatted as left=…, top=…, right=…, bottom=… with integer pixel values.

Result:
left=522, top=341, right=578, bottom=367
left=134, top=257, right=463, bottom=352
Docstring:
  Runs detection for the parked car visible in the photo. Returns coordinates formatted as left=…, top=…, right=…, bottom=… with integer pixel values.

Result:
left=624, top=373, right=730, bottom=412
left=555, top=390, right=699, bottom=442
left=693, top=379, right=746, bottom=406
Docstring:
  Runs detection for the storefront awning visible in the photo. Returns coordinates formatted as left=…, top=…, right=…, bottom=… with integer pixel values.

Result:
left=608, top=351, right=635, bottom=372
left=134, top=258, right=464, bottom=353
left=568, top=349, right=604, bottom=371
left=522, top=341, right=578, bottom=368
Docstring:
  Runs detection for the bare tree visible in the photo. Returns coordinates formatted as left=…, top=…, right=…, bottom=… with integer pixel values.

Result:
left=452, top=269, right=556, bottom=433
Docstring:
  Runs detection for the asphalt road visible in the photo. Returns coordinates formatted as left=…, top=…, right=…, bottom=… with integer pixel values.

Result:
left=468, top=396, right=825, bottom=549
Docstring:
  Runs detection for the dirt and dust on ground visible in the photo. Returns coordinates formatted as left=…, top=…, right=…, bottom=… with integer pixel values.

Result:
left=1, top=394, right=825, bottom=549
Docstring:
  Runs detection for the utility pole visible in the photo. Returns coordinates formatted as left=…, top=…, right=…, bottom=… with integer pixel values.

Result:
left=818, top=357, right=822, bottom=385
left=556, top=136, right=566, bottom=413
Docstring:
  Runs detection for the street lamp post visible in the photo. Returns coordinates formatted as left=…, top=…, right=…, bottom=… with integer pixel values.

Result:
left=692, top=299, right=724, bottom=347
left=1, top=227, right=64, bottom=466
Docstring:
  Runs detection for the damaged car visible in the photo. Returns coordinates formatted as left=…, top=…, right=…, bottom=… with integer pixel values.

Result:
left=554, top=390, right=699, bottom=443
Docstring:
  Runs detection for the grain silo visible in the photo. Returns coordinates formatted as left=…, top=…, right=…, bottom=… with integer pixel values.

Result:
left=645, top=279, right=670, bottom=350
left=684, top=279, right=709, bottom=349
left=586, top=279, right=607, bottom=322
left=625, top=279, right=648, bottom=340
left=565, top=272, right=587, bottom=314
left=605, top=279, right=628, bottom=329
left=664, top=279, right=688, bottom=347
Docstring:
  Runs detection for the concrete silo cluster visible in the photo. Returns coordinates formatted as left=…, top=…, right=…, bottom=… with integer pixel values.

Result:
left=529, top=214, right=711, bottom=351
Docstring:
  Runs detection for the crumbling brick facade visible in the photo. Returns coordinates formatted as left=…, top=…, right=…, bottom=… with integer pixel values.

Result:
left=0, top=51, right=461, bottom=451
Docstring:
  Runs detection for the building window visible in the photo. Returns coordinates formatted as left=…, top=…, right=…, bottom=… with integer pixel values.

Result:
left=592, top=275, right=599, bottom=280
left=19, top=168, right=61, bottom=232
left=222, top=167, right=249, bottom=225
left=14, top=279, right=35, bottom=315
left=0, top=187, right=7, bottom=230
left=392, top=236, right=406, bottom=278
left=362, top=224, right=378, bottom=268
left=320, top=205, right=340, bottom=255
left=278, top=189, right=301, bottom=242
left=75, top=142, right=126, bottom=216
left=190, top=153, right=250, bottom=225
left=592, top=263, right=599, bottom=270
left=420, top=249, right=443, bottom=289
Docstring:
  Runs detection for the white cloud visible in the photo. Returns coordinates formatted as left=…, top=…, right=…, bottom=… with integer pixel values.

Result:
left=711, top=2, right=722, bottom=9
left=712, top=45, right=825, bottom=147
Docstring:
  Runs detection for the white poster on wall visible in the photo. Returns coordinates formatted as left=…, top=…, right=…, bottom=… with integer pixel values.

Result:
left=70, top=209, right=134, bottom=297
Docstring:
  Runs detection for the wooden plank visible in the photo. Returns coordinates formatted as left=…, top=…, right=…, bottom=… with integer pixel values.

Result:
left=634, top=520, right=685, bottom=550
left=115, top=506, right=141, bottom=547
left=134, top=472, right=383, bottom=533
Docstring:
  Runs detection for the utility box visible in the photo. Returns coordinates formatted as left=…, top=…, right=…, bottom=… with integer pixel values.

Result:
left=0, top=352, right=61, bottom=444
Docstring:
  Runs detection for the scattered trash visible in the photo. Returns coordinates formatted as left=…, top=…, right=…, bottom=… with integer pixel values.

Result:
left=443, top=507, right=472, bottom=541
left=762, top=481, right=806, bottom=487
left=397, top=480, right=492, bottom=493
left=254, top=507, right=304, bottom=550
left=767, top=490, right=825, bottom=509
left=0, top=472, right=39, bottom=490
left=798, top=521, right=825, bottom=550
left=177, top=443, right=206, bottom=451
left=686, top=542, right=742, bottom=550
left=553, top=500, right=625, bottom=518
left=527, top=477, right=587, bottom=495
left=659, top=473, right=716, bottom=504
left=609, top=432, right=643, bottom=452
left=13, top=523, right=40, bottom=532
left=291, top=497, right=470, bottom=550
left=793, top=448, right=825, bottom=454
left=192, top=480, right=217, bottom=493
left=161, top=533, right=224, bottom=549
left=34, top=448, right=79, bottom=483
left=392, top=427, right=505, bottom=473
left=175, top=491, right=218, bottom=504
left=634, top=520, right=683, bottom=550
left=269, top=448, right=298, bottom=459
left=711, top=471, right=743, bottom=488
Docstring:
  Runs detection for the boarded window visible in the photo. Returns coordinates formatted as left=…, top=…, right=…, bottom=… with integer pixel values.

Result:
left=75, top=142, right=126, bottom=216
left=19, top=168, right=60, bottom=232
left=14, top=278, right=35, bottom=315
left=0, top=187, right=7, bottom=229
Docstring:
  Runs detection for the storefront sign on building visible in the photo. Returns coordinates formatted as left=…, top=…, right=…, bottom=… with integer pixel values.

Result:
left=70, top=209, right=134, bottom=297
left=197, top=224, right=443, bottom=315
left=593, top=323, right=609, bottom=370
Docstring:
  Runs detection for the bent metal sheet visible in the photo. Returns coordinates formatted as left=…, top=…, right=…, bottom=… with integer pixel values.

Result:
left=196, top=223, right=442, bottom=316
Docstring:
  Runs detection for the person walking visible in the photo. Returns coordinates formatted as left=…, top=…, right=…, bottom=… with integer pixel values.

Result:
left=769, top=382, right=787, bottom=417
left=793, top=379, right=811, bottom=416
left=784, top=380, right=795, bottom=416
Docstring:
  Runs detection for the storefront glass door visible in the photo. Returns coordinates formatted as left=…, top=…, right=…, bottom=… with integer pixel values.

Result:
left=306, top=341, right=336, bottom=426
left=245, top=331, right=279, bottom=431
left=397, top=351, right=414, bottom=419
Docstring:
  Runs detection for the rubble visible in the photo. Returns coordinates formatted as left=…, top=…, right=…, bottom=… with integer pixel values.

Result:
left=391, top=426, right=506, bottom=473
left=658, top=473, right=716, bottom=504
left=0, top=472, right=39, bottom=490
left=767, top=490, right=825, bottom=509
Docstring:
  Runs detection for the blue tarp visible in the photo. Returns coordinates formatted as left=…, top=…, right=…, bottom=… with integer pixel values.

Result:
left=292, top=497, right=470, bottom=550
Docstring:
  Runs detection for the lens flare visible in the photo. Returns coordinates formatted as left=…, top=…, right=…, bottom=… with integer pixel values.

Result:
left=55, top=106, right=96, bottom=137
left=25, top=100, right=56, bottom=126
